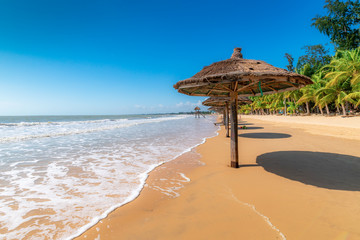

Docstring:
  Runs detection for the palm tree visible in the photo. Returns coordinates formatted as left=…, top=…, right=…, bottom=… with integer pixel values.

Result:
left=269, top=93, right=285, bottom=115
left=239, top=104, right=252, bottom=114
left=315, top=89, right=332, bottom=115
left=243, top=48, right=360, bottom=116
left=284, top=90, right=302, bottom=114
left=322, top=48, right=360, bottom=114
left=297, top=71, right=328, bottom=115
left=314, top=73, right=333, bottom=115
left=297, top=86, right=312, bottom=114
left=286, top=102, right=300, bottom=115
left=316, top=87, right=348, bottom=115
left=324, top=48, right=360, bottom=88
left=345, top=92, right=360, bottom=108
left=251, top=97, right=266, bottom=115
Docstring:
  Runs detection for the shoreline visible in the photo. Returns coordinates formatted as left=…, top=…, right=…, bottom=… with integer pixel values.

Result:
left=74, top=124, right=283, bottom=240
left=70, top=123, right=220, bottom=240
left=75, top=116, right=360, bottom=240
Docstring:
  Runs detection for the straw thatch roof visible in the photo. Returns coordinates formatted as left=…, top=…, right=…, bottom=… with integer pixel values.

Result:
left=208, top=106, right=223, bottom=113
left=194, top=106, right=200, bottom=111
left=174, top=48, right=312, bottom=97
left=202, top=96, right=252, bottom=107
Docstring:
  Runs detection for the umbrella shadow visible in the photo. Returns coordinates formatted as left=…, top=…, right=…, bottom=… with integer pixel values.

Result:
left=238, top=123, right=254, bottom=126
left=238, top=126, right=264, bottom=130
left=239, top=164, right=260, bottom=168
left=256, top=151, right=360, bottom=191
left=239, top=132, right=291, bottom=139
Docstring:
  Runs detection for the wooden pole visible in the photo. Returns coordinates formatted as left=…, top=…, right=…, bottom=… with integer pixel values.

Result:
left=225, top=102, right=230, bottom=138
left=230, top=92, right=239, bottom=168
left=223, top=109, right=226, bottom=125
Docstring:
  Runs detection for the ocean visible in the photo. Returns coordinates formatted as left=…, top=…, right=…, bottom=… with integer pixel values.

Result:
left=0, top=114, right=218, bottom=239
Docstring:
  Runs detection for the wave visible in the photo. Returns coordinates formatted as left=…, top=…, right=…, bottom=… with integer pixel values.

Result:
left=0, top=118, right=127, bottom=127
left=65, top=121, right=219, bottom=240
left=0, top=116, right=188, bottom=143
left=0, top=115, right=217, bottom=240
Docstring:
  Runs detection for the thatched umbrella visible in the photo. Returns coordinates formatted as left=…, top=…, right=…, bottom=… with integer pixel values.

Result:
left=207, top=106, right=224, bottom=117
left=208, top=106, right=223, bottom=112
left=194, top=106, right=201, bottom=118
left=208, top=106, right=225, bottom=125
left=203, top=97, right=252, bottom=138
left=174, top=48, right=312, bottom=168
left=202, top=96, right=252, bottom=106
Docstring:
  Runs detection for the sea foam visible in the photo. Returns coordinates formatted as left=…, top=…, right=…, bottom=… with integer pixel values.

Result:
left=0, top=114, right=218, bottom=240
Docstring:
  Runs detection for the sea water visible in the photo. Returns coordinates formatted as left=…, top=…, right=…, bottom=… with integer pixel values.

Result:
left=0, top=114, right=218, bottom=239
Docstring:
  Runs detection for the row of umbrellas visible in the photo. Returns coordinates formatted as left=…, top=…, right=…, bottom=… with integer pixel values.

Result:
left=174, top=48, right=312, bottom=168
left=202, top=96, right=252, bottom=138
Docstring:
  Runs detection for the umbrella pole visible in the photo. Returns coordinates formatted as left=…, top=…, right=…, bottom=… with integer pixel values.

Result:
left=225, top=102, right=230, bottom=138
left=230, top=93, right=239, bottom=168
left=223, top=109, right=226, bottom=125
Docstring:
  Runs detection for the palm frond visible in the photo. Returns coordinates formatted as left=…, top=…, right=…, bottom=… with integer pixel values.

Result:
left=351, top=74, right=360, bottom=86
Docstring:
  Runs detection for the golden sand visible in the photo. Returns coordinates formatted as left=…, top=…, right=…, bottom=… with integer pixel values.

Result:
left=75, top=116, right=360, bottom=240
left=242, top=115, right=360, bottom=141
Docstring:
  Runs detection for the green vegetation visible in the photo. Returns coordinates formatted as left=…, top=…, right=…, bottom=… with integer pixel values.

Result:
left=239, top=47, right=360, bottom=116
left=239, top=0, right=360, bottom=116
left=312, top=0, right=360, bottom=50
left=295, top=44, right=332, bottom=76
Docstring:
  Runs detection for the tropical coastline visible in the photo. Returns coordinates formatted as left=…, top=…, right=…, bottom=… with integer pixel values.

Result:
left=2, top=0, right=360, bottom=239
left=75, top=115, right=360, bottom=240
left=0, top=115, right=218, bottom=239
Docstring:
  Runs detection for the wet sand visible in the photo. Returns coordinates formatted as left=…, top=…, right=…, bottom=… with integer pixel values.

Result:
left=75, top=116, right=360, bottom=240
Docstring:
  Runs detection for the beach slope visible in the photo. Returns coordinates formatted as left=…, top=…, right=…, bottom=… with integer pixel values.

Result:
left=76, top=116, right=360, bottom=240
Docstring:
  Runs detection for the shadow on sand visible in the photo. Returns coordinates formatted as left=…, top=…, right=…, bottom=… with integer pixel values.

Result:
left=239, top=164, right=260, bottom=168
left=257, top=151, right=360, bottom=191
left=239, top=132, right=291, bottom=139
left=238, top=126, right=264, bottom=130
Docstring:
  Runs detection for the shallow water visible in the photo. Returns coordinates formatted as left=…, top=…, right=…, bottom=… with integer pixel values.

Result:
left=0, top=114, right=218, bottom=240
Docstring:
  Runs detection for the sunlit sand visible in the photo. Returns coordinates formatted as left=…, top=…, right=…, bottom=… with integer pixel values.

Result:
left=76, top=116, right=360, bottom=240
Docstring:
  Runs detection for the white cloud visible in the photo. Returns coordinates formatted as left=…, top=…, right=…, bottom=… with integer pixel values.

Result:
left=175, top=100, right=202, bottom=108
left=176, top=102, right=184, bottom=107
left=134, top=104, right=146, bottom=109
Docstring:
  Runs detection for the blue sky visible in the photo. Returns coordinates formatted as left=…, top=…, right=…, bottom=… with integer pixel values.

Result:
left=0, top=0, right=332, bottom=115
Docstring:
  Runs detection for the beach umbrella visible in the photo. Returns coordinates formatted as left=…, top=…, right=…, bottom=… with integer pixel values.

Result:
left=194, top=106, right=201, bottom=118
left=207, top=106, right=224, bottom=117
left=202, top=96, right=252, bottom=106
left=202, top=97, right=252, bottom=138
left=174, top=48, right=312, bottom=168
left=208, top=106, right=225, bottom=125
left=208, top=106, right=223, bottom=112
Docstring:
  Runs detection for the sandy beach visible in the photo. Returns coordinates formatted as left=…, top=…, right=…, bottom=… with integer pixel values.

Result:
left=242, top=115, right=360, bottom=141
left=3, top=1, right=360, bottom=239
left=75, top=116, right=360, bottom=240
